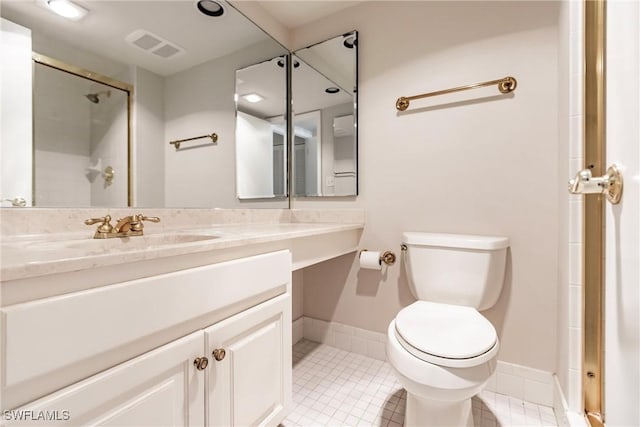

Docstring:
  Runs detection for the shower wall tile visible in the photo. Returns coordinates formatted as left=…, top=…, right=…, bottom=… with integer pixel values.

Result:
left=567, top=368, right=582, bottom=411
left=563, top=0, right=584, bottom=415
left=569, top=115, right=584, bottom=159
left=569, top=200, right=583, bottom=243
left=569, top=243, right=583, bottom=284
left=569, top=285, right=582, bottom=329
left=569, top=327, right=582, bottom=370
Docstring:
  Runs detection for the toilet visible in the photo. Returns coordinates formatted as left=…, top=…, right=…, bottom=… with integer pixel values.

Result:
left=386, top=232, right=509, bottom=427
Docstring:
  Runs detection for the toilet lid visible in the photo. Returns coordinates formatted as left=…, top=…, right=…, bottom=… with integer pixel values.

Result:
left=395, top=301, right=497, bottom=360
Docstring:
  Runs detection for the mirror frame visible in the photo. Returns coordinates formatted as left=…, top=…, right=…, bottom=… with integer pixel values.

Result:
left=32, top=52, right=133, bottom=206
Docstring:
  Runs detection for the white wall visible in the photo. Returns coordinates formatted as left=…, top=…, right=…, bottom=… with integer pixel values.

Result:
left=134, top=67, right=166, bottom=207
left=293, top=1, right=561, bottom=373
left=1, top=18, right=32, bottom=207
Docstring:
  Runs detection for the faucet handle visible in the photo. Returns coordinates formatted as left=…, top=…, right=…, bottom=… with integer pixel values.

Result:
left=129, top=214, right=160, bottom=232
left=138, top=215, right=160, bottom=223
left=84, top=215, right=114, bottom=233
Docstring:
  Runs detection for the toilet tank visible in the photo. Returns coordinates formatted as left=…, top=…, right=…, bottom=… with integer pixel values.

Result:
left=402, top=232, right=509, bottom=311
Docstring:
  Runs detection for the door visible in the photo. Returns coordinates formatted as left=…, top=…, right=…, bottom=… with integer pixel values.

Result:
left=603, top=1, right=639, bottom=424
left=205, top=294, right=291, bottom=427
left=9, top=332, right=206, bottom=426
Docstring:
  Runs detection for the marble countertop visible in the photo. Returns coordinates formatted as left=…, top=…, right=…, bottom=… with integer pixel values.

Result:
left=0, top=222, right=363, bottom=282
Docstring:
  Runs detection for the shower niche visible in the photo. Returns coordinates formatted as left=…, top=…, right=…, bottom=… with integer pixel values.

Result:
left=32, top=59, right=130, bottom=207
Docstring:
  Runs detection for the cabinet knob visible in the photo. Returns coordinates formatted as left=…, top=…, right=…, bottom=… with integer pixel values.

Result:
left=212, top=348, right=226, bottom=361
left=194, top=357, right=209, bottom=370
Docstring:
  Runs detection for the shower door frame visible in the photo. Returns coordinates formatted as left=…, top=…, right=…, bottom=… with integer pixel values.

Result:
left=32, top=52, right=134, bottom=206
left=583, top=0, right=605, bottom=425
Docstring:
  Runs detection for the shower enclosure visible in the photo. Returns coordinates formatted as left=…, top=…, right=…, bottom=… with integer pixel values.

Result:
left=32, top=55, right=130, bottom=207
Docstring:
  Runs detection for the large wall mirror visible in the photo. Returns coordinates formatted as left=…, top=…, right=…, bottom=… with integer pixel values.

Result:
left=292, top=31, right=358, bottom=197
left=235, top=56, right=287, bottom=199
left=0, top=0, right=288, bottom=208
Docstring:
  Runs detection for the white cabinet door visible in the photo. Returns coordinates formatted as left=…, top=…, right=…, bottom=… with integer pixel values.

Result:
left=9, top=331, right=206, bottom=427
left=206, top=294, right=292, bottom=427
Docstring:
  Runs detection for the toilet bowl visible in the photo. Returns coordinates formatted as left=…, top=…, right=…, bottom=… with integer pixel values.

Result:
left=386, top=233, right=509, bottom=426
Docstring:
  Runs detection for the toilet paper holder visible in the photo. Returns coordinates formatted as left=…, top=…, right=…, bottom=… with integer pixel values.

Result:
left=359, top=249, right=397, bottom=266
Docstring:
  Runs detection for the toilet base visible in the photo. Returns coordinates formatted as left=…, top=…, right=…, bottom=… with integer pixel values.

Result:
left=404, top=393, right=474, bottom=427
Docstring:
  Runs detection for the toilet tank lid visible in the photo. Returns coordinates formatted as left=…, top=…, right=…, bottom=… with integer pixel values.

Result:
left=402, top=232, right=509, bottom=250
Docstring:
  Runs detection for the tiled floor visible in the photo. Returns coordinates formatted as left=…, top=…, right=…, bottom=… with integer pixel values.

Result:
left=281, top=340, right=558, bottom=427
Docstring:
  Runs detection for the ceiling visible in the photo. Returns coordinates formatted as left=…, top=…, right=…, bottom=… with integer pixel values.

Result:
left=2, top=0, right=356, bottom=123
left=0, top=0, right=276, bottom=76
left=254, top=1, right=363, bottom=30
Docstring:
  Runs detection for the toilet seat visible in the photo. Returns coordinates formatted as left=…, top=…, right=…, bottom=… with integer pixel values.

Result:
left=395, top=301, right=499, bottom=368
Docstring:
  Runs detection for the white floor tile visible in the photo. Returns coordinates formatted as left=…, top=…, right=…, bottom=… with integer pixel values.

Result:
left=281, top=340, right=558, bottom=427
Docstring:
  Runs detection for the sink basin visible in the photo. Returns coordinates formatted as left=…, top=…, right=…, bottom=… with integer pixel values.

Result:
left=4, top=232, right=221, bottom=260
left=63, top=233, right=220, bottom=250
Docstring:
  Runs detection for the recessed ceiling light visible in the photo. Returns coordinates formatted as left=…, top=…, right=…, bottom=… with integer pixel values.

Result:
left=45, top=0, right=88, bottom=20
left=325, top=87, right=340, bottom=94
left=242, top=93, right=265, bottom=103
left=197, top=0, right=224, bottom=17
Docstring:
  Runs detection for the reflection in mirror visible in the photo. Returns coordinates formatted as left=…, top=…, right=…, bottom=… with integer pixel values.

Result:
left=235, top=57, right=287, bottom=199
left=33, top=57, right=131, bottom=207
left=0, top=0, right=288, bottom=208
left=293, top=31, right=358, bottom=197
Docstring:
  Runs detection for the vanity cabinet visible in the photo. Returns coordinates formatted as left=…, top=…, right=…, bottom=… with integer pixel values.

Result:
left=207, top=294, right=290, bottom=427
left=10, top=331, right=206, bottom=426
left=2, top=251, right=292, bottom=426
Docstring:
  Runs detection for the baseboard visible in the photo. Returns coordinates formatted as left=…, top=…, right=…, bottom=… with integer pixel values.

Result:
left=301, top=316, right=387, bottom=361
left=553, top=375, right=588, bottom=427
left=481, top=360, right=554, bottom=407
left=292, top=317, right=304, bottom=345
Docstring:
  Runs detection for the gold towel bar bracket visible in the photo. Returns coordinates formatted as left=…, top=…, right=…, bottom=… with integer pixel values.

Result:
left=170, top=133, right=218, bottom=150
left=396, top=76, right=517, bottom=111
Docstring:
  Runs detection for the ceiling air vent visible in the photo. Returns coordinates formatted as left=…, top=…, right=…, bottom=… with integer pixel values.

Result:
left=125, top=30, right=185, bottom=59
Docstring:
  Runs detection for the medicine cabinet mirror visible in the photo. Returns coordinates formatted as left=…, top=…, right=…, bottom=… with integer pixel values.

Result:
left=292, top=31, right=358, bottom=197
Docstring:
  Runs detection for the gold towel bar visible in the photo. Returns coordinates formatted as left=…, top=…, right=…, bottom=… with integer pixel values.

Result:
left=169, top=133, right=218, bottom=149
left=396, top=76, right=517, bottom=111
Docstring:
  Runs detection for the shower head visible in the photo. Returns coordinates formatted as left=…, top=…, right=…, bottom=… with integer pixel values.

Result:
left=84, top=90, right=111, bottom=104
left=85, top=93, right=99, bottom=103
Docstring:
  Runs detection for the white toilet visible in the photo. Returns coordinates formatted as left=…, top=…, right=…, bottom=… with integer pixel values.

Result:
left=386, top=232, right=509, bottom=427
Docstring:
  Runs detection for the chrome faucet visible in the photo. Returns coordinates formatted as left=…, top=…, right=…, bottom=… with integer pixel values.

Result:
left=85, top=214, right=160, bottom=239
left=568, top=164, right=623, bottom=204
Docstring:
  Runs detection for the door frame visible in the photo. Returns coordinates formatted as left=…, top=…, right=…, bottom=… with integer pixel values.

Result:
left=583, top=0, right=605, bottom=425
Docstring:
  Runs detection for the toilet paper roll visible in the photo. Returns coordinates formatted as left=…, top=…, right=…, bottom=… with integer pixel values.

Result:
left=359, top=250, right=382, bottom=270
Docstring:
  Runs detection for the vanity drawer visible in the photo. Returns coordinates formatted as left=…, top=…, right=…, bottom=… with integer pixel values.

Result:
left=1, top=250, right=291, bottom=409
